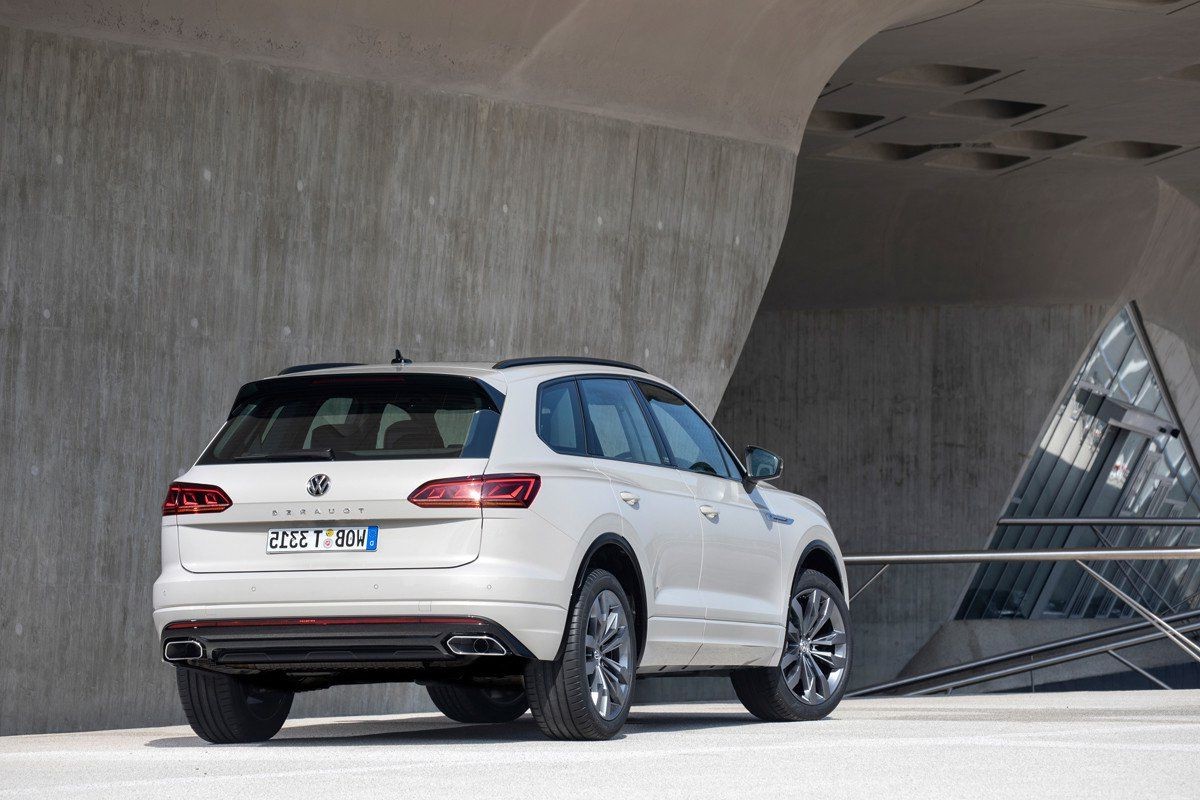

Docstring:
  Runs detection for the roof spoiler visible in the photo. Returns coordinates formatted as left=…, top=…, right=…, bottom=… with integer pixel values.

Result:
left=492, top=356, right=647, bottom=373
left=277, top=362, right=364, bottom=376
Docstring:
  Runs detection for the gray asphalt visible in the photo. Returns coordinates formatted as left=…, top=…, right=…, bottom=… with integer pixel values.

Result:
left=2, top=692, right=1198, bottom=799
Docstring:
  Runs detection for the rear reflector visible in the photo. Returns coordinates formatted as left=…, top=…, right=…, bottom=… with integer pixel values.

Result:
left=162, top=482, right=233, bottom=516
left=165, top=616, right=483, bottom=629
left=408, top=474, right=541, bottom=508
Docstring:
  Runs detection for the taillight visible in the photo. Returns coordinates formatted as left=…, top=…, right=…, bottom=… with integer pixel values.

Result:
left=408, top=474, right=540, bottom=508
left=162, top=482, right=233, bottom=516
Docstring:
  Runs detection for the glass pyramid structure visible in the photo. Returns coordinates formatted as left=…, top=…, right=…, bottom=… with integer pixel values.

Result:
left=959, top=304, right=1200, bottom=620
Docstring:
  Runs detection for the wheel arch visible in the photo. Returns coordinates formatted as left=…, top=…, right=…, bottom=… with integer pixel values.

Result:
left=569, top=532, right=648, bottom=660
left=792, top=539, right=846, bottom=599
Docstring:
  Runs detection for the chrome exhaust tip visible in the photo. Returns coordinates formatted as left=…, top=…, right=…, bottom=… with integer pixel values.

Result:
left=446, top=635, right=507, bottom=656
left=163, top=639, right=204, bottom=662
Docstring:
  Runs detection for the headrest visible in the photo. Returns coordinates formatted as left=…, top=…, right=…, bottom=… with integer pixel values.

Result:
left=383, top=415, right=445, bottom=451
left=309, top=424, right=349, bottom=451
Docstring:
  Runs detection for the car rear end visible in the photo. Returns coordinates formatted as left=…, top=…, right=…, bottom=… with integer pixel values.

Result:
left=153, top=366, right=575, bottom=687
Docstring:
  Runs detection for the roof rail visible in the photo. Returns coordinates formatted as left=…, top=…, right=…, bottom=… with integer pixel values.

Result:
left=492, top=356, right=648, bottom=373
left=278, top=362, right=364, bottom=376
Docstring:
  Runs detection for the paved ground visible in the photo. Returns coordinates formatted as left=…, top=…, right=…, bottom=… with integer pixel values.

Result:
left=2, top=692, right=1198, bottom=799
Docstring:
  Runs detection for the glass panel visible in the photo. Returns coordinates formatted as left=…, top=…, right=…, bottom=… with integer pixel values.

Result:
left=578, top=378, right=666, bottom=466
left=958, top=306, right=1200, bottom=620
left=537, top=380, right=586, bottom=455
left=637, top=382, right=735, bottom=478
left=201, top=374, right=499, bottom=463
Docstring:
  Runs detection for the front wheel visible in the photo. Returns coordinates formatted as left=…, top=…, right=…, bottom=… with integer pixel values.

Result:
left=427, top=683, right=528, bottom=723
left=731, top=569, right=851, bottom=721
left=175, top=666, right=293, bottom=743
left=524, top=568, right=637, bottom=740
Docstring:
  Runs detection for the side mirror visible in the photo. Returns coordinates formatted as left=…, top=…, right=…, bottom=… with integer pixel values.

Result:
left=744, top=446, right=782, bottom=482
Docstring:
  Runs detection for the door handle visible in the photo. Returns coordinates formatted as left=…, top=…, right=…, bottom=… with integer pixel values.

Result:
left=619, top=491, right=640, bottom=507
left=699, top=505, right=719, bottom=520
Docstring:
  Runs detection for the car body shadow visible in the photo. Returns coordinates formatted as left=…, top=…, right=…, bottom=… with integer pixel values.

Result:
left=144, top=708, right=760, bottom=748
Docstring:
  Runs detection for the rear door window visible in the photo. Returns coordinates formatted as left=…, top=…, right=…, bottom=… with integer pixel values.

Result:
left=200, top=374, right=501, bottom=463
left=578, top=378, right=668, bottom=466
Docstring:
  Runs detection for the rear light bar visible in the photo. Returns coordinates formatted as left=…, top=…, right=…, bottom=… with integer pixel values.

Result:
left=408, top=474, right=541, bottom=508
left=162, top=482, right=233, bottom=516
left=165, top=616, right=484, bottom=630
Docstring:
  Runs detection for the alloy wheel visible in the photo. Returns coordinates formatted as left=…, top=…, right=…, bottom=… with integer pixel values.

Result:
left=585, top=589, right=632, bottom=719
left=782, top=587, right=848, bottom=705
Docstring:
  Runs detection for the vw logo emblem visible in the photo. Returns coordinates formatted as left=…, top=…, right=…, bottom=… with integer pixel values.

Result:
left=307, top=474, right=331, bottom=497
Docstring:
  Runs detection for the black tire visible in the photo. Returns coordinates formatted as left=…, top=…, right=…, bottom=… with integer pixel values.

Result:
left=175, top=666, right=293, bottom=743
left=426, top=683, right=529, bottom=723
left=731, top=569, right=852, bottom=722
left=524, top=568, right=637, bottom=740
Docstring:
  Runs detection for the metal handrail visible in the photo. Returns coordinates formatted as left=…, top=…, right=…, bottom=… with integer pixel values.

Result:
left=844, top=523, right=1200, bottom=696
left=848, top=608, right=1200, bottom=697
left=1108, top=650, right=1171, bottom=690
left=1077, top=561, right=1200, bottom=659
left=898, top=618, right=1200, bottom=697
left=844, top=546, right=1200, bottom=565
left=1087, top=525, right=1174, bottom=615
left=996, top=517, right=1200, bottom=527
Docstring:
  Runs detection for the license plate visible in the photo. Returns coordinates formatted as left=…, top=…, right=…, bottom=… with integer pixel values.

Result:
left=266, top=526, right=379, bottom=554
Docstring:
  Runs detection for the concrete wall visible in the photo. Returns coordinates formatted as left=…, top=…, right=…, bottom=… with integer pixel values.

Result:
left=0, top=24, right=794, bottom=734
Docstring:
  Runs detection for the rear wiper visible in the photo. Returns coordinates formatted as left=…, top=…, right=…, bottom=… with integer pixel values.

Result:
left=234, top=448, right=335, bottom=462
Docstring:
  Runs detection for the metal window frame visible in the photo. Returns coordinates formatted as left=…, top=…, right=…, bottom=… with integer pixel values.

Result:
left=953, top=302, right=1200, bottom=620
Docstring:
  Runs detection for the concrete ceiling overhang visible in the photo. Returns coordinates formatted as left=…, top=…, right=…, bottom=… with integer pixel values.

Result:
left=0, top=0, right=963, bottom=150
left=4, top=1, right=1197, bottom=160
left=7, top=0, right=1198, bottom=306
left=766, top=0, right=1200, bottom=310
left=807, top=0, right=1200, bottom=182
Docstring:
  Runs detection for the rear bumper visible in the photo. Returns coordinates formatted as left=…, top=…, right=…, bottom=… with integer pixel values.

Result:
left=160, top=616, right=535, bottom=671
left=152, top=559, right=570, bottom=660
left=155, top=507, right=583, bottom=662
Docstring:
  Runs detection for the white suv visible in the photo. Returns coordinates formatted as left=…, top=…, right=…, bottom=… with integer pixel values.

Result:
left=154, top=357, right=851, bottom=741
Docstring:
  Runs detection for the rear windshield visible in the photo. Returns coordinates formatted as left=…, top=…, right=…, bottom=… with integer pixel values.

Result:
left=198, top=374, right=502, bottom=464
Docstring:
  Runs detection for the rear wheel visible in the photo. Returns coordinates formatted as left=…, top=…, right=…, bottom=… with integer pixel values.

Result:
left=731, top=569, right=851, bottom=721
left=426, top=683, right=528, bottom=723
left=524, top=568, right=637, bottom=740
left=175, top=667, right=293, bottom=743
